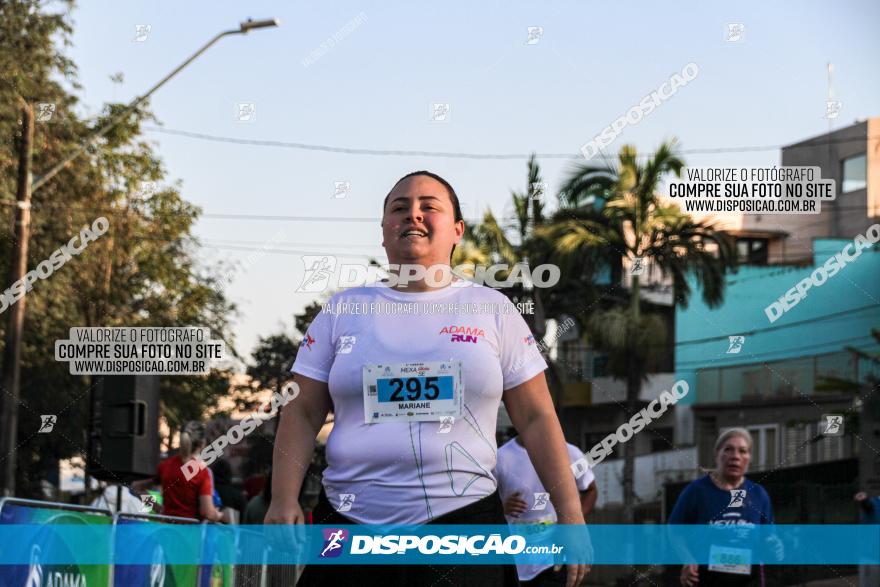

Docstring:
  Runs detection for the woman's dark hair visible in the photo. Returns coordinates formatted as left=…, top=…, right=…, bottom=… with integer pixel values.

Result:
left=382, top=170, right=464, bottom=261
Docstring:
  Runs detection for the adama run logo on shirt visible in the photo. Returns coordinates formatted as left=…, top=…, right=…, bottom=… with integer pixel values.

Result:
left=439, top=325, right=485, bottom=344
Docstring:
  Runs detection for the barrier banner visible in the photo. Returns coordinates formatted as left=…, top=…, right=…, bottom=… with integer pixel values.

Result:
left=197, top=522, right=234, bottom=587
left=1, top=523, right=879, bottom=565
left=0, top=499, right=111, bottom=587
left=113, top=514, right=200, bottom=587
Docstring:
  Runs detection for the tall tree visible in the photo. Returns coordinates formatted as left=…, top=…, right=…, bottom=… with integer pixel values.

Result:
left=0, top=0, right=237, bottom=495
left=457, top=155, right=589, bottom=409
left=247, top=333, right=298, bottom=397
left=542, top=142, right=735, bottom=521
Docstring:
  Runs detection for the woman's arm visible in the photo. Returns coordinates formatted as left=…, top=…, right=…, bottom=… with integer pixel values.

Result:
left=265, top=373, right=332, bottom=523
left=502, top=372, right=583, bottom=524
left=580, top=482, right=598, bottom=518
left=503, top=372, right=589, bottom=587
left=199, top=494, right=224, bottom=523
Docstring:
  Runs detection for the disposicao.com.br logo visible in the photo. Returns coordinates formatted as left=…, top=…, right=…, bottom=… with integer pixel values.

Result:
left=313, top=530, right=571, bottom=559
left=296, top=256, right=561, bottom=292
left=346, top=534, right=532, bottom=556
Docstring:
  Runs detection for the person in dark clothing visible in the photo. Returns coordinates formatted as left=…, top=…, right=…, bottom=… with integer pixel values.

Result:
left=244, top=470, right=273, bottom=524
left=210, top=459, right=247, bottom=517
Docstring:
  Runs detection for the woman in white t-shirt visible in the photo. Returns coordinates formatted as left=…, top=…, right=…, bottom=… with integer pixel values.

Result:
left=265, top=171, right=589, bottom=587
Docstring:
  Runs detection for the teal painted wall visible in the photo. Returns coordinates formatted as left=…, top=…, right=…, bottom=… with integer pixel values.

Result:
left=675, top=238, right=879, bottom=405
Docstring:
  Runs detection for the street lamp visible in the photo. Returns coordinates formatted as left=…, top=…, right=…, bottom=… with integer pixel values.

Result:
left=240, top=18, right=280, bottom=33
left=0, top=18, right=279, bottom=497
left=31, top=17, right=280, bottom=192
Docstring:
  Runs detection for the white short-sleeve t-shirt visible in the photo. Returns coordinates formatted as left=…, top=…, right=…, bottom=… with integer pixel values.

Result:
left=292, top=282, right=547, bottom=525
left=494, top=437, right=595, bottom=580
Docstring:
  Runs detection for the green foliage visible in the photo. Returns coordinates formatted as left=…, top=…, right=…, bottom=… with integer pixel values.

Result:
left=0, top=0, right=236, bottom=496
left=547, top=141, right=737, bottom=519
left=247, top=333, right=298, bottom=394
left=295, top=300, right=324, bottom=338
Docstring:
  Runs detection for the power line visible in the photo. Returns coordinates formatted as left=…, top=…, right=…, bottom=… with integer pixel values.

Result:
left=0, top=201, right=485, bottom=223
left=202, top=237, right=385, bottom=250
left=202, top=243, right=377, bottom=260
left=143, top=126, right=880, bottom=160
left=0, top=198, right=871, bottom=224
left=675, top=303, right=878, bottom=346
left=675, top=334, right=877, bottom=368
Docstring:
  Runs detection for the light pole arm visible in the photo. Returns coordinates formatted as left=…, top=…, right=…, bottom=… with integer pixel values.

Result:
left=31, top=28, right=241, bottom=193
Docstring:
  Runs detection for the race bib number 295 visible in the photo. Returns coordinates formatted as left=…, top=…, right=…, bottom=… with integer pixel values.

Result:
left=363, top=361, right=462, bottom=424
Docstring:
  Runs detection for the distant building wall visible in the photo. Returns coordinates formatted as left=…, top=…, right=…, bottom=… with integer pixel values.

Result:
left=742, top=119, right=879, bottom=262
left=675, top=238, right=880, bottom=443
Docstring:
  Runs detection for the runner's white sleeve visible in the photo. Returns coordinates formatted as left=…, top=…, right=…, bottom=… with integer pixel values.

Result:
left=290, top=307, right=335, bottom=382
left=568, top=444, right=595, bottom=490
left=498, top=306, right=548, bottom=390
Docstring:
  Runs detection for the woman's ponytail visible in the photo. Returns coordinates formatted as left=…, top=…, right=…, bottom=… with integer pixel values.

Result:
left=179, top=430, right=193, bottom=458
left=179, top=421, right=205, bottom=459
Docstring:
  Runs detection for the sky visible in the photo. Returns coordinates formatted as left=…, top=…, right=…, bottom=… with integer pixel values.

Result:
left=64, top=0, right=880, bottom=364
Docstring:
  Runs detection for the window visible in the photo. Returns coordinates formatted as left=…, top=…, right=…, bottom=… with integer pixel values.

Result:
left=842, top=153, right=867, bottom=193
left=650, top=427, right=675, bottom=452
left=750, top=424, right=778, bottom=471
left=735, top=238, right=769, bottom=265
left=560, top=340, right=589, bottom=382
left=784, top=421, right=845, bottom=465
left=785, top=422, right=811, bottom=467
left=592, top=354, right=609, bottom=378
left=696, top=352, right=855, bottom=406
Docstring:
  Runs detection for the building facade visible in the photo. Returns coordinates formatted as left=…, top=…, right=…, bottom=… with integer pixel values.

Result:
left=675, top=118, right=880, bottom=471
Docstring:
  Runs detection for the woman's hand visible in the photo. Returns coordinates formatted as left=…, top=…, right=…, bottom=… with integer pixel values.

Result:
left=680, top=563, right=699, bottom=586
left=263, top=499, right=306, bottom=557
left=264, top=498, right=305, bottom=525
left=503, top=492, right=528, bottom=517
left=555, top=507, right=590, bottom=587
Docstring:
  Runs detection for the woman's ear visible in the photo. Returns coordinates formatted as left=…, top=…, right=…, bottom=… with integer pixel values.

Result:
left=454, top=219, right=465, bottom=243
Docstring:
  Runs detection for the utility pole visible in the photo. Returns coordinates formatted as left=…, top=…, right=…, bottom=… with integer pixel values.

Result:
left=827, top=62, right=840, bottom=237
left=0, top=17, right=279, bottom=498
left=0, top=99, right=35, bottom=496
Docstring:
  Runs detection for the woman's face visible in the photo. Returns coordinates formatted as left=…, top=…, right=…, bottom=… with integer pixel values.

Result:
left=716, top=435, right=751, bottom=479
left=381, top=175, right=463, bottom=266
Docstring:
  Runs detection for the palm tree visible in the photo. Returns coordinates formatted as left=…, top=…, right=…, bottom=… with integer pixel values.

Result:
left=456, top=155, right=578, bottom=408
left=455, top=155, right=546, bottom=328
left=539, top=141, right=736, bottom=522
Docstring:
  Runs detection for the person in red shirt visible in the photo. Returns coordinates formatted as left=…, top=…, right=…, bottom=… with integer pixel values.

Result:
left=156, top=421, right=224, bottom=522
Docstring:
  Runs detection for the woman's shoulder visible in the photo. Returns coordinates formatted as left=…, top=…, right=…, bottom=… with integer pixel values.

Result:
left=682, top=474, right=713, bottom=494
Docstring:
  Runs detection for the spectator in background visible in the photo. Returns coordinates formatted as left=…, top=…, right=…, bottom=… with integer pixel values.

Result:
left=211, top=459, right=247, bottom=517
left=244, top=470, right=273, bottom=524
left=90, top=483, right=144, bottom=514
left=855, top=491, right=880, bottom=523
left=854, top=491, right=880, bottom=587
left=155, top=421, right=225, bottom=523
left=494, top=434, right=596, bottom=585
left=244, top=469, right=267, bottom=500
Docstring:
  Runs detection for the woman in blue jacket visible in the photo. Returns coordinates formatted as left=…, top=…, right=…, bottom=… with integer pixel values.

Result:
left=669, top=428, right=776, bottom=586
